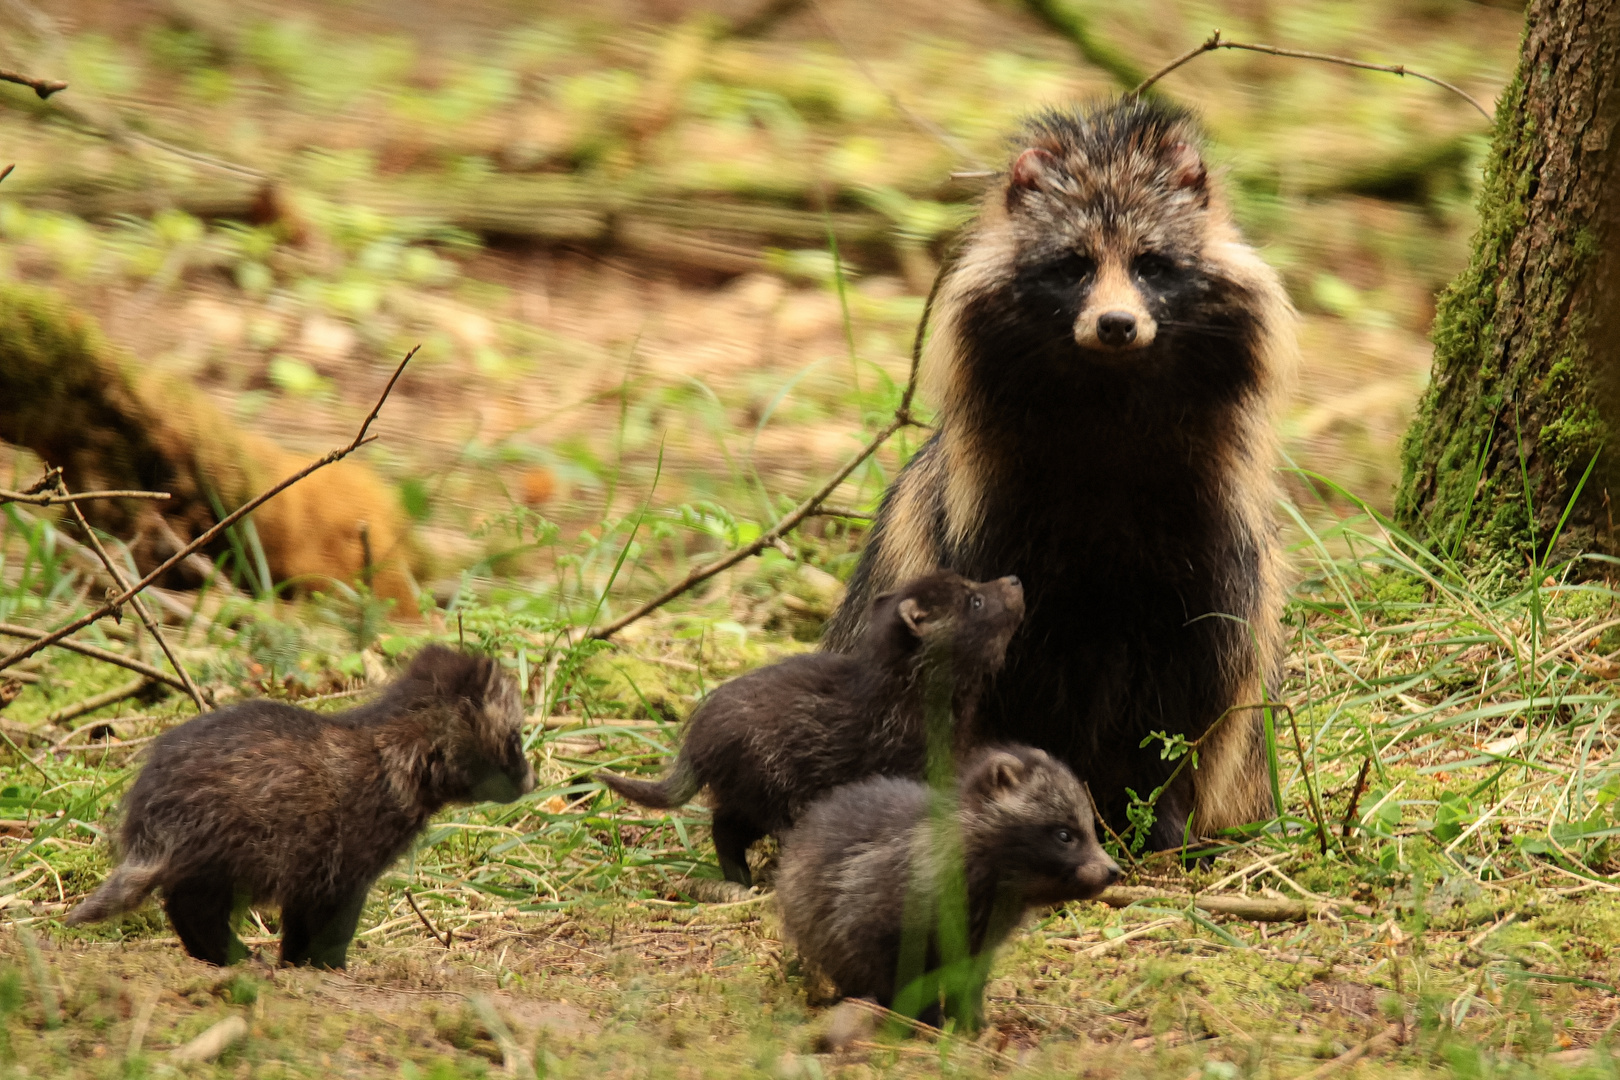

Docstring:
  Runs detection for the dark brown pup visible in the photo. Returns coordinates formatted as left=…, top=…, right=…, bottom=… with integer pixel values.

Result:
left=66, top=645, right=535, bottom=968
left=597, top=571, right=1024, bottom=886
left=776, top=744, right=1119, bottom=1030
left=823, top=99, right=1295, bottom=849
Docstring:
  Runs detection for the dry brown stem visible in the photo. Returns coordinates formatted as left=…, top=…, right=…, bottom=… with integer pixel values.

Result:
left=58, top=479, right=209, bottom=714
left=405, top=888, right=453, bottom=948
left=1132, top=29, right=1492, bottom=120
left=0, top=346, right=418, bottom=675
left=0, top=67, right=66, bottom=99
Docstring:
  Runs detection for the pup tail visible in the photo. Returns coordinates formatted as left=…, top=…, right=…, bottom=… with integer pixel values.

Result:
left=65, top=860, right=163, bottom=926
left=596, top=757, right=701, bottom=810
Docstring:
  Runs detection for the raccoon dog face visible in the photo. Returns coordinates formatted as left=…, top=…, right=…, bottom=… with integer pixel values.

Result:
left=390, top=646, right=536, bottom=806
left=963, top=745, right=1119, bottom=904
left=867, top=571, right=1025, bottom=672
left=996, top=101, right=1219, bottom=365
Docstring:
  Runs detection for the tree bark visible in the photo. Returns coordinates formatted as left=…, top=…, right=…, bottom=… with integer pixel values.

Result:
left=1396, top=0, right=1620, bottom=569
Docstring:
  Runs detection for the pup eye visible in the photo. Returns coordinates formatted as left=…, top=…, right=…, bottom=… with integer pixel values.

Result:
left=1056, top=828, right=1075, bottom=844
left=1133, top=253, right=1177, bottom=282
left=971, top=595, right=984, bottom=610
left=1040, top=252, right=1095, bottom=285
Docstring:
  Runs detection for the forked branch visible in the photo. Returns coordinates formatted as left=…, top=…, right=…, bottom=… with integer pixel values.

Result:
left=57, top=478, right=210, bottom=714
left=0, top=346, right=419, bottom=675
left=1131, top=29, right=1493, bottom=121
left=0, top=67, right=67, bottom=100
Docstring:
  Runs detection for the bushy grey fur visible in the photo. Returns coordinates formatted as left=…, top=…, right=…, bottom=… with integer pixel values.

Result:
left=776, top=745, right=1119, bottom=1029
left=66, top=645, right=535, bottom=968
left=597, top=571, right=1023, bottom=886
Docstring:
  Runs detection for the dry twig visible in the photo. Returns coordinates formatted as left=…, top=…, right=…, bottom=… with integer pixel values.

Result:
left=0, top=67, right=66, bottom=99
left=40, top=678, right=148, bottom=728
left=406, top=888, right=453, bottom=949
left=0, top=487, right=170, bottom=507
left=1132, top=29, right=1492, bottom=120
left=0, top=623, right=190, bottom=694
left=588, top=281, right=936, bottom=639
left=58, top=478, right=209, bottom=714
left=0, top=346, right=418, bottom=675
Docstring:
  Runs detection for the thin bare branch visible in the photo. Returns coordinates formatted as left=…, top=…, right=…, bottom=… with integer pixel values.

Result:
left=59, top=479, right=209, bottom=713
left=405, top=889, right=452, bottom=949
left=40, top=677, right=147, bottom=729
left=0, top=623, right=189, bottom=694
left=0, top=67, right=66, bottom=99
left=0, top=346, right=419, bottom=675
left=587, top=275, right=939, bottom=640
left=1131, top=29, right=1493, bottom=121
left=807, top=0, right=983, bottom=167
left=0, top=488, right=170, bottom=507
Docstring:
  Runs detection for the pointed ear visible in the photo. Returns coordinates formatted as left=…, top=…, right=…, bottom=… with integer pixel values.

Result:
left=897, top=597, right=930, bottom=636
left=976, top=751, right=1026, bottom=797
left=1010, top=147, right=1059, bottom=192
left=1167, top=141, right=1208, bottom=202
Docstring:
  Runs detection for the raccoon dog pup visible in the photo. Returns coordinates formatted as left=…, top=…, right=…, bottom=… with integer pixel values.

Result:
left=822, top=99, right=1295, bottom=849
left=598, top=571, right=1023, bottom=886
left=67, top=645, right=536, bottom=968
left=776, top=744, right=1118, bottom=1028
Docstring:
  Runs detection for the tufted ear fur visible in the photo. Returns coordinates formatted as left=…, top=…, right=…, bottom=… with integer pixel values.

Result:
left=1010, top=147, right=1059, bottom=192
left=897, top=597, right=930, bottom=636
left=975, top=751, right=1026, bottom=798
left=1166, top=140, right=1208, bottom=204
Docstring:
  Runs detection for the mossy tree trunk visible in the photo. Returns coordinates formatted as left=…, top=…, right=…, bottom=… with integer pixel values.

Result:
left=1396, top=0, right=1620, bottom=570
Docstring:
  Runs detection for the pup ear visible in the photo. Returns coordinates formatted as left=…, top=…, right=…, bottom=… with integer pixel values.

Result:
left=897, top=597, right=930, bottom=636
left=1010, top=147, right=1059, bottom=192
left=976, top=751, right=1026, bottom=796
left=1166, top=141, right=1208, bottom=202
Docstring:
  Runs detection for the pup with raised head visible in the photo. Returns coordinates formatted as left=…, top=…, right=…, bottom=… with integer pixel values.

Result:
left=66, top=645, right=535, bottom=967
left=776, top=744, right=1119, bottom=1029
left=822, top=99, right=1295, bottom=849
left=598, top=571, right=1023, bottom=886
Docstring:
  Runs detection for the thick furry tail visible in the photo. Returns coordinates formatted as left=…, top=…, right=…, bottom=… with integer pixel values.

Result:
left=596, top=758, right=701, bottom=810
left=64, top=861, right=163, bottom=926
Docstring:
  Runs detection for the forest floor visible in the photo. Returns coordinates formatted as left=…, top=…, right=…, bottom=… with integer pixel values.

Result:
left=4, top=0, right=1613, bottom=1077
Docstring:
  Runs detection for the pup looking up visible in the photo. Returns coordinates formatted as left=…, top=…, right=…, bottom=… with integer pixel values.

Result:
left=823, top=99, right=1295, bottom=849
left=66, top=645, right=535, bottom=968
left=597, top=571, right=1023, bottom=886
left=776, top=744, right=1119, bottom=1030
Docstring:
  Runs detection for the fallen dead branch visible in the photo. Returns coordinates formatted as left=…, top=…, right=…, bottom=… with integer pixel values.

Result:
left=40, top=678, right=149, bottom=727
left=1094, top=885, right=1367, bottom=922
left=0, top=345, right=418, bottom=676
left=1132, top=29, right=1492, bottom=120
left=0, top=623, right=190, bottom=694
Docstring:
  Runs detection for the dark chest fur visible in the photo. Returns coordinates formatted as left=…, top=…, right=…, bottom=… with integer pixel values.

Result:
left=926, top=305, right=1266, bottom=806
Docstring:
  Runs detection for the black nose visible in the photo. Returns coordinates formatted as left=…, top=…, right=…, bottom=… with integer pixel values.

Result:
left=1003, top=575, right=1021, bottom=588
left=1096, top=311, right=1137, bottom=347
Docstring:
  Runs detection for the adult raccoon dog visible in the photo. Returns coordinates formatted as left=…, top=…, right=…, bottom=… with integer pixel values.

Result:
left=598, top=571, right=1023, bottom=886
left=823, top=99, right=1294, bottom=849
left=776, top=744, right=1118, bottom=1029
left=66, top=646, right=536, bottom=967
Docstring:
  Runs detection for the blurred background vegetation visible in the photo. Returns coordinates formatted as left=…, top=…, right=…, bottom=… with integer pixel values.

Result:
left=0, top=0, right=1519, bottom=597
